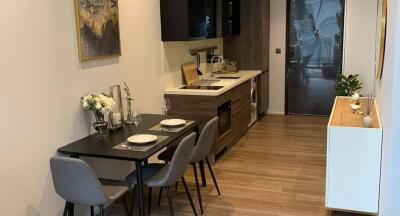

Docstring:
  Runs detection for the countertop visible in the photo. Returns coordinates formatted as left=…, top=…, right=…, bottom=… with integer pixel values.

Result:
left=164, top=70, right=262, bottom=96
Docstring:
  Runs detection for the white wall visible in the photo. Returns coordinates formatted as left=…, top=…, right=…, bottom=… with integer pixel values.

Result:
left=0, top=0, right=218, bottom=215
left=375, top=0, right=400, bottom=215
left=269, top=0, right=378, bottom=114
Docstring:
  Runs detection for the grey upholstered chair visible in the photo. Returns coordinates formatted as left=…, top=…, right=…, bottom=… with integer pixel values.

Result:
left=50, top=156, right=131, bottom=216
left=125, top=132, right=198, bottom=216
left=158, top=117, right=220, bottom=214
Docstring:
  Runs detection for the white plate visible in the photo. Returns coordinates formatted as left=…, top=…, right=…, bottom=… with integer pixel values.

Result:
left=160, top=119, right=187, bottom=127
left=127, top=134, right=158, bottom=145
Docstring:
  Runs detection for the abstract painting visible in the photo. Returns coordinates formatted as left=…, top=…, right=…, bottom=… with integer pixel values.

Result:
left=75, top=0, right=121, bottom=61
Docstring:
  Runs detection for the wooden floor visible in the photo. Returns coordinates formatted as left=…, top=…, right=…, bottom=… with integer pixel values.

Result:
left=109, top=115, right=368, bottom=216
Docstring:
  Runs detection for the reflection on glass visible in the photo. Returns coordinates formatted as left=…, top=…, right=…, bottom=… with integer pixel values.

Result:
left=287, top=0, right=345, bottom=115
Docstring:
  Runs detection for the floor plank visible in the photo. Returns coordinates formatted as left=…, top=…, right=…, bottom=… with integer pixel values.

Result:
left=108, top=115, right=370, bottom=216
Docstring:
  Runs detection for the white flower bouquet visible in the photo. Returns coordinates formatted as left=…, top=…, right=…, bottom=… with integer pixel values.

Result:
left=81, top=94, right=116, bottom=115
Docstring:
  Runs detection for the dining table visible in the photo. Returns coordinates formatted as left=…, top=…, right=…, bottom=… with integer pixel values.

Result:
left=58, top=114, right=209, bottom=216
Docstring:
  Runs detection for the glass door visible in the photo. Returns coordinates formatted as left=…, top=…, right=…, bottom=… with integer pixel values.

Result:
left=286, top=0, right=345, bottom=115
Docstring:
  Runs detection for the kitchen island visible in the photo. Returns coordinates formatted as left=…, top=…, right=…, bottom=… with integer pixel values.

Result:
left=165, top=70, right=261, bottom=157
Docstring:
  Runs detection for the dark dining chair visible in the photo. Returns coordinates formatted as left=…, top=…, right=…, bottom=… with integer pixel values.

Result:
left=50, top=156, right=131, bottom=216
left=125, top=132, right=198, bottom=216
left=158, top=117, right=221, bottom=214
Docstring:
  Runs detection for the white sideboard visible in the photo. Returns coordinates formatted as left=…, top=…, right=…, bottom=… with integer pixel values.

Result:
left=326, top=97, right=383, bottom=214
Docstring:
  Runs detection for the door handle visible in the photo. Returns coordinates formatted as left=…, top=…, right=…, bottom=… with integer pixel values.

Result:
left=289, top=60, right=298, bottom=64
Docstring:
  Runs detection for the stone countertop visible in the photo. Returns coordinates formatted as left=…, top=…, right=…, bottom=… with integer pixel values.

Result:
left=164, top=70, right=261, bottom=96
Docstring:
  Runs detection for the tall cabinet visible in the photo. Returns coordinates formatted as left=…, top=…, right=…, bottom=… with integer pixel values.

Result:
left=223, top=0, right=270, bottom=71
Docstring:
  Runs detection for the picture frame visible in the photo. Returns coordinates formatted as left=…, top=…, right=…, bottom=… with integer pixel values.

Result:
left=376, top=0, right=387, bottom=79
left=74, top=0, right=122, bottom=61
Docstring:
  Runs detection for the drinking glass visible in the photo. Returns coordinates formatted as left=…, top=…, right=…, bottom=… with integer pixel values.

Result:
left=132, top=110, right=142, bottom=132
left=162, top=98, right=171, bottom=115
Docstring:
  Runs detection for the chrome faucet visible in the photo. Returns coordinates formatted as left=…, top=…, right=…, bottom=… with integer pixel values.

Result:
left=210, top=55, right=225, bottom=78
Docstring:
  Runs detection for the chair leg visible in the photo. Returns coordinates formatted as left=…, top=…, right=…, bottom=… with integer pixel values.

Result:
left=181, top=177, right=198, bottom=216
left=166, top=186, right=174, bottom=216
left=67, top=202, right=74, bottom=216
left=205, top=157, right=221, bottom=196
left=148, top=187, right=153, bottom=215
left=99, top=205, right=105, bottom=216
left=130, top=185, right=137, bottom=216
left=199, top=161, right=207, bottom=187
left=157, top=187, right=164, bottom=207
left=122, top=195, right=131, bottom=216
left=90, top=206, right=94, bottom=216
left=63, top=202, right=69, bottom=216
left=192, top=164, right=204, bottom=214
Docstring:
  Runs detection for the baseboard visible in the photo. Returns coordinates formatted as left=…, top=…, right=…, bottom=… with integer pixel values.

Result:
left=267, top=111, right=285, bottom=115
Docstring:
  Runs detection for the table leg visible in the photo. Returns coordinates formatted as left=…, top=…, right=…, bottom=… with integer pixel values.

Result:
left=135, top=161, right=146, bottom=216
left=199, top=160, right=207, bottom=187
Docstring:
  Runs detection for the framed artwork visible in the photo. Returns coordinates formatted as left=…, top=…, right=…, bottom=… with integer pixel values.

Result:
left=376, top=0, right=387, bottom=79
left=74, top=0, right=121, bottom=61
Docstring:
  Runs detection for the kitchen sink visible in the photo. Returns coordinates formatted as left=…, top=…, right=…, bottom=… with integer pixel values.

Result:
left=180, top=85, right=224, bottom=90
left=216, top=76, right=241, bottom=79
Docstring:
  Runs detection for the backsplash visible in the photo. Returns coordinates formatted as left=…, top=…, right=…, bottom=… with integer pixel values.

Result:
left=162, top=38, right=223, bottom=89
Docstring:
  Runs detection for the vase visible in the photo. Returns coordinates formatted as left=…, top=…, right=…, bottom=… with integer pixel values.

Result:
left=93, top=112, right=108, bottom=137
left=363, top=115, right=373, bottom=128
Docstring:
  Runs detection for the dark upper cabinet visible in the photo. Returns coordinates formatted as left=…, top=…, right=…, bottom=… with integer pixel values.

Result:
left=160, top=0, right=240, bottom=41
left=223, top=0, right=270, bottom=71
left=221, top=0, right=240, bottom=36
left=160, top=0, right=217, bottom=41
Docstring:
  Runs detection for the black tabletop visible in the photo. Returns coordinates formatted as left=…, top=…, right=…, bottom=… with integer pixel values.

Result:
left=58, top=114, right=207, bottom=161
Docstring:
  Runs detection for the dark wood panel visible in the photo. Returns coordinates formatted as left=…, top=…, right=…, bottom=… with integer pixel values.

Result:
left=223, top=0, right=270, bottom=71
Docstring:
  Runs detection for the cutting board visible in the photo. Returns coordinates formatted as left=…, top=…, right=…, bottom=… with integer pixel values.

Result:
left=182, top=62, right=199, bottom=85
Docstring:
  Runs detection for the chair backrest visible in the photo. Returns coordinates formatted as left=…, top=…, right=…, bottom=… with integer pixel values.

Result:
left=50, top=156, right=109, bottom=206
left=158, top=132, right=197, bottom=186
left=190, top=117, right=219, bottom=162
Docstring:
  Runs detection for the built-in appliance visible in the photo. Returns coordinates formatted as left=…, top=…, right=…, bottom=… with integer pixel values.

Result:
left=257, top=70, right=269, bottom=115
left=249, top=77, right=258, bottom=126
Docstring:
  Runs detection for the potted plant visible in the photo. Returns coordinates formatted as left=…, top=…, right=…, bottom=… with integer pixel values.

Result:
left=81, top=94, right=116, bottom=136
left=336, top=74, right=363, bottom=96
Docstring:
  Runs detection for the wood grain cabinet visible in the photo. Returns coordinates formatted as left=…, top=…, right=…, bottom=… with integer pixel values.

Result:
left=165, top=80, right=251, bottom=155
left=326, top=97, right=383, bottom=214
left=223, top=0, right=269, bottom=70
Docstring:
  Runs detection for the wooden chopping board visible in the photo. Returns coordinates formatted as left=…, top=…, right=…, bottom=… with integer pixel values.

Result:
left=182, top=62, right=199, bottom=85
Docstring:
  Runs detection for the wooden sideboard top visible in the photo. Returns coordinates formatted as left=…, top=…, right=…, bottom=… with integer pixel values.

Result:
left=329, top=97, right=381, bottom=129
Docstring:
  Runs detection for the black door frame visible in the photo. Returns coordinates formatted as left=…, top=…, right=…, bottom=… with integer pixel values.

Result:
left=284, top=0, right=345, bottom=115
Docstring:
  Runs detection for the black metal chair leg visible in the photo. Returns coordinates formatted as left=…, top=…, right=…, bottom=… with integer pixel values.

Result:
left=99, top=205, right=105, bottom=216
left=63, top=202, right=69, bottom=216
left=148, top=187, right=153, bottom=215
left=123, top=195, right=131, bottom=216
left=67, top=203, right=74, bottom=216
left=166, top=186, right=175, bottom=216
left=90, top=206, right=94, bottom=216
left=181, top=177, right=198, bottom=216
left=192, top=164, right=204, bottom=214
left=199, top=161, right=207, bottom=187
left=205, top=157, right=221, bottom=196
left=130, top=185, right=137, bottom=216
left=157, top=187, right=164, bottom=207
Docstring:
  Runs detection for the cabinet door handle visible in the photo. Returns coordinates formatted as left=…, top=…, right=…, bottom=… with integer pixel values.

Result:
left=229, top=2, right=233, bottom=16
left=229, top=20, right=233, bottom=35
left=232, top=96, right=241, bottom=103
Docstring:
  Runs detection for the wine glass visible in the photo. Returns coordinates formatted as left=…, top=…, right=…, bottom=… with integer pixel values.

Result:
left=162, top=98, right=171, bottom=115
left=132, top=110, right=142, bottom=133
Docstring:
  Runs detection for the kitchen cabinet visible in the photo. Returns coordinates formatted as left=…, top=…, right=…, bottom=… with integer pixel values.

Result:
left=160, top=0, right=217, bottom=41
left=220, top=0, right=240, bottom=36
left=165, top=80, right=251, bottom=155
left=326, top=97, right=382, bottom=214
left=223, top=0, right=270, bottom=70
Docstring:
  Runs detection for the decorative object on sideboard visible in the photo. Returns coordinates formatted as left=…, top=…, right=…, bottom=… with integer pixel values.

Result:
left=74, top=0, right=121, bottom=61
left=108, top=85, right=124, bottom=130
left=350, top=93, right=363, bottom=115
left=376, top=0, right=388, bottom=79
left=364, top=94, right=375, bottom=128
left=81, top=94, right=116, bottom=137
left=336, top=74, right=363, bottom=96
left=123, top=82, right=135, bottom=125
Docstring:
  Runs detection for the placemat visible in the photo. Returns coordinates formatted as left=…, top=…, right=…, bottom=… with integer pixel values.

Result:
left=113, top=135, right=169, bottom=152
left=149, top=120, right=194, bottom=133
